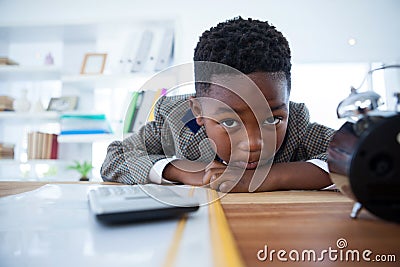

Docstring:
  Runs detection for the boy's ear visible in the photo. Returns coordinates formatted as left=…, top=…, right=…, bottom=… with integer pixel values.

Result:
left=189, top=96, right=204, bottom=126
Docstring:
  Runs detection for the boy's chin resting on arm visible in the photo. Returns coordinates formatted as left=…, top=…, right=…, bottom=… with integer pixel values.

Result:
left=163, top=160, right=332, bottom=193
left=204, top=161, right=332, bottom=193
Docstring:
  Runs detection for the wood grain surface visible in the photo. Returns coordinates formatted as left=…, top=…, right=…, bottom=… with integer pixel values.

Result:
left=220, top=191, right=400, bottom=267
left=1, top=182, right=399, bottom=267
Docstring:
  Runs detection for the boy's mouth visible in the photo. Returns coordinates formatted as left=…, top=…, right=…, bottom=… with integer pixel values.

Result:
left=230, top=160, right=269, bottom=170
left=244, top=161, right=259, bottom=169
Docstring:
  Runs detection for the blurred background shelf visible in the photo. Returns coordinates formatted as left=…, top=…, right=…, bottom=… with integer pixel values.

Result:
left=61, top=73, right=152, bottom=89
left=0, top=18, right=175, bottom=181
left=0, top=111, right=59, bottom=121
left=57, top=133, right=120, bottom=143
left=0, top=159, right=84, bottom=181
left=0, top=65, right=61, bottom=81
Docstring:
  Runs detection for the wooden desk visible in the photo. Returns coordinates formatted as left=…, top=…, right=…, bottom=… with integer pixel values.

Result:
left=220, top=191, right=400, bottom=266
left=1, top=182, right=399, bottom=267
left=0, top=181, right=117, bottom=197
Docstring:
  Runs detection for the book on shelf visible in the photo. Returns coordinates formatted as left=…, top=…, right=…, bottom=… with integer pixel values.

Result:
left=130, top=91, right=153, bottom=133
left=154, top=29, right=174, bottom=71
left=123, top=91, right=141, bottom=133
left=130, top=30, right=153, bottom=72
left=0, top=96, right=14, bottom=111
left=60, top=113, right=112, bottom=135
left=27, top=132, right=58, bottom=160
left=147, top=88, right=167, bottom=121
left=124, top=88, right=167, bottom=134
left=0, top=57, right=19, bottom=66
left=0, top=143, right=15, bottom=159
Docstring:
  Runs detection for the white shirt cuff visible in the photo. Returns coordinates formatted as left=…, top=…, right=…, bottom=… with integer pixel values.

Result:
left=306, top=159, right=336, bottom=190
left=148, top=158, right=177, bottom=184
left=307, top=159, right=329, bottom=172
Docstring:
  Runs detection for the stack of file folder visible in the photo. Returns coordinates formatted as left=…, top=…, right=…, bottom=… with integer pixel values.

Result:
left=124, top=88, right=167, bottom=133
left=60, top=114, right=112, bottom=135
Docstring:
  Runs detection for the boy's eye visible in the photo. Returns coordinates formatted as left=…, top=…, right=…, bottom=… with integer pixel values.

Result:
left=221, top=119, right=239, bottom=128
left=263, top=116, right=282, bottom=125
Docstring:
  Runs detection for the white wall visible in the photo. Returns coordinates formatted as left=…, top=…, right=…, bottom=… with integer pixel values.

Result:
left=0, top=0, right=399, bottom=64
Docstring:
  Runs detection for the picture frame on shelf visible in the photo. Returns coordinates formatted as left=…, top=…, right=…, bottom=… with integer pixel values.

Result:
left=47, top=96, right=78, bottom=112
left=80, top=53, right=107, bottom=75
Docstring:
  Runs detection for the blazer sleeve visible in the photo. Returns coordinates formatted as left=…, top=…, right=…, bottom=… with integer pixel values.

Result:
left=100, top=96, right=174, bottom=184
left=287, top=102, right=336, bottom=162
left=303, top=122, right=336, bottom=162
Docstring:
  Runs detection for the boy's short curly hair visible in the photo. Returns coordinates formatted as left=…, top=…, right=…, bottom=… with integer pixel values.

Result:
left=194, top=17, right=291, bottom=96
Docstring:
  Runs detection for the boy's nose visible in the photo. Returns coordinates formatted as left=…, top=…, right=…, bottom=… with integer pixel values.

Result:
left=238, top=128, right=263, bottom=152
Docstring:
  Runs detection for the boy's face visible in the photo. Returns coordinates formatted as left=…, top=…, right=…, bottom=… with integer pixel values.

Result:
left=191, top=71, right=289, bottom=169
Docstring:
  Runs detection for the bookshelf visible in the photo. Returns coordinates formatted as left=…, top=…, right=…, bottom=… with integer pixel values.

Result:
left=0, top=159, right=82, bottom=181
left=57, top=133, right=119, bottom=143
left=0, top=65, right=61, bottom=81
left=0, top=111, right=59, bottom=121
left=61, top=73, right=152, bottom=89
left=0, top=19, right=175, bottom=181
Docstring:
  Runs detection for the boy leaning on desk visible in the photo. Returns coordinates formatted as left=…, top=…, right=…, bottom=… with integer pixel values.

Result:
left=101, top=16, right=335, bottom=193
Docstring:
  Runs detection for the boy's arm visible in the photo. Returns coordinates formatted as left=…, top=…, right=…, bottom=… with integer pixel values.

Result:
left=101, top=96, right=172, bottom=184
left=101, top=94, right=206, bottom=185
left=100, top=124, right=169, bottom=184
left=204, top=161, right=331, bottom=193
left=260, top=161, right=331, bottom=191
left=162, top=160, right=208, bottom=186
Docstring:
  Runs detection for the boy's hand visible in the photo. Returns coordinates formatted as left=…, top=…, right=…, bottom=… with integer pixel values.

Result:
left=202, top=160, right=332, bottom=192
left=203, top=161, right=250, bottom=192
left=192, top=160, right=332, bottom=193
left=163, top=160, right=208, bottom=186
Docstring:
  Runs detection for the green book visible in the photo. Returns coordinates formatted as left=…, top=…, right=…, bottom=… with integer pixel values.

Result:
left=123, top=91, right=141, bottom=133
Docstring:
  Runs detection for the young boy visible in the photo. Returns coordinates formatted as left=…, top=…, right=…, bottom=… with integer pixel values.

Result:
left=101, top=17, right=335, bottom=192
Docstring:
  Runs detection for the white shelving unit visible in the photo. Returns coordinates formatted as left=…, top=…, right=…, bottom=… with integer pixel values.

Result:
left=0, top=111, right=59, bottom=120
left=61, top=73, right=152, bottom=89
left=57, top=133, right=120, bottom=144
left=0, top=159, right=82, bottom=181
left=0, top=65, right=61, bottom=81
left=0, top=20, right=175, bottom=181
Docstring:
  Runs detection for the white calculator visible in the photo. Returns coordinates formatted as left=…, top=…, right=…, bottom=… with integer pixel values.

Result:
left=88, top=184, right=199, bottom=224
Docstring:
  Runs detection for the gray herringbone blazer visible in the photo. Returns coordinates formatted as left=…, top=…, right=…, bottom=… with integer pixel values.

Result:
left=101, top=94, right=335, bottom=184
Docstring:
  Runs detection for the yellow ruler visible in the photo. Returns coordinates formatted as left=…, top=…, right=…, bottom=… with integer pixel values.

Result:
left=163, top=187, right=244, bottom=267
